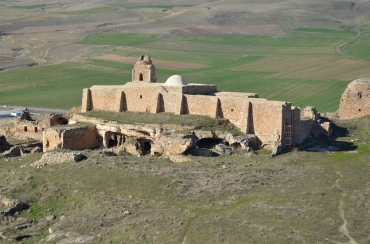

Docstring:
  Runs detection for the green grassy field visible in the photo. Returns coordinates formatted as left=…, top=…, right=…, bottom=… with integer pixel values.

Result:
left=125, top=5, right=194, bottom=9
left=1, top=27, right=369, bottom=112
left=60, top=7, right=121, bottom=15
left=0, top=64, right=130, bottom=109
left=12, top=4, right=51, bottom=9
left=344, top=25, right=370, bottom=62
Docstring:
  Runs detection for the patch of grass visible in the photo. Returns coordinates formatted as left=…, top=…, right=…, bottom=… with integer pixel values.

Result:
left=83, top=110, right=244, bottom=135
left=78, top=33, right=157, bottom=46
left=12, top=4, right=50, bottom=9
left=60, top=7, right=121, bottom=15
left=126, top=5, right=194, bottom=9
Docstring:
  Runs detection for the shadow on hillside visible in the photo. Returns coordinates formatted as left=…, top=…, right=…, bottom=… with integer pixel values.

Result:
left=296, top=117, right=357, bottom=152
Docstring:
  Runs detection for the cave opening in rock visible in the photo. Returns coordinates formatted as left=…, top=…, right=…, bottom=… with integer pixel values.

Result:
left=231, top=142, right=242, bottom=150
left=196, top=138, right=223, bottom=149
left=136, top=139, right=152, bottom=155
left=107, top=133, right=118, bottom=148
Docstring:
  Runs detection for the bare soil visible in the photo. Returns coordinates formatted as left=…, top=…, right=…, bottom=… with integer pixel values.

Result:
left=172, top=24, right=284, bottom=36
left=94, top=55, right=208, bottom=70
left=0, top=56, right=14, bottom=61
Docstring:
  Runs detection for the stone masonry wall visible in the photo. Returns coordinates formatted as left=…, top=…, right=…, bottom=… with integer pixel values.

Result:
left=90, top=87, right=122, bottom=112
left=124, top=87, right=160, bottom=113
left=247, top=100, right=284, bottom=148
left=159, top=93, right=184, bottom=114
left=182, top=85, right=217, bottom=95
left=294, top=119, right=314, bottom=144
left=133, top=65, right=156, bottom=82
left=43, top=126, right=99, bottom=152
left=183, top=95, right=218, bottom=118
left=217, top=97, right=249, bottom=132
left=81, top=88, right=92, bottom=112
left=61, top=126, right=99, bottom=150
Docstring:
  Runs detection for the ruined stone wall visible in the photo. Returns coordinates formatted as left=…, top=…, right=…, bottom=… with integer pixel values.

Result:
left=338, top=89, right=370, bottom=119
left=14, top=121, right=43, bottom=140
left=43, top=128, right=61, bottom=152
left=217, top=97, right=249, bottom=132
left=182, top=85, right=217, bottom=95
left=62, top=126, right=99, bottom=150
left=294, top=119, right=313, bottom=144
left=43, top=126, right=99, bottom=152
left=183, top=95, right=218, bottom=118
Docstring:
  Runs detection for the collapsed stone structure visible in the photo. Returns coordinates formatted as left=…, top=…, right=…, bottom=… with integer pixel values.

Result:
left=79, top=55, right=326, bottom=154
left=338, top=78, right=370, bottom=120
left=13, top=109, right=67, bottom=141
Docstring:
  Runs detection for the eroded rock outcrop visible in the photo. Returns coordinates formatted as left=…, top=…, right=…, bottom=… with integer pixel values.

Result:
left=46, top=114, right=255, bottom=158
left=0, top=196, right=28, bottom=216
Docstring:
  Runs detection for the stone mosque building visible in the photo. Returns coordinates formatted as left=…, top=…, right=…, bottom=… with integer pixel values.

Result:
left=81, top=55, right=321, bottom=151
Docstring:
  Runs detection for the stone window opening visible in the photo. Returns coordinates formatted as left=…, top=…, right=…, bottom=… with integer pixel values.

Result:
left=24, top=126, right=27, bottom=132
left=231, top=109, right=234, bottom=112
left=359, top=109, right=361, bottom=112
left=34, top=127, right=38, bottom=133
left=139, top=73, right=143, bottom=81
left=140, top=95, right=142, bottom=99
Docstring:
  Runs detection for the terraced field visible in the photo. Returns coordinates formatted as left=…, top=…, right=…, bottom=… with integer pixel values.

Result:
left=0, top=0, right=369, bottom=113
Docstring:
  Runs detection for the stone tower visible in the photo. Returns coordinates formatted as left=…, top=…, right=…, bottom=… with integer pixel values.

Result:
left=132, top=55, right=157, bottom=82
left=338, top=78, right=370, bottom=119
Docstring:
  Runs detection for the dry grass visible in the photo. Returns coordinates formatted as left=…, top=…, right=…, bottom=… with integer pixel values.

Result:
left=1, top=116, right=370, bottom=243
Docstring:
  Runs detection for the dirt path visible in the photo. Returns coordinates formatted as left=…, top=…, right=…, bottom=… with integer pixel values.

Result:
left=335, top=173, right=358, bottom=244
left=338, top=9, right=360, bottom=58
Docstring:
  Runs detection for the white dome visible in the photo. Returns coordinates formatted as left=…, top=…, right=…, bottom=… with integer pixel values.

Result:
left=164, top=75, right=188, bottom=86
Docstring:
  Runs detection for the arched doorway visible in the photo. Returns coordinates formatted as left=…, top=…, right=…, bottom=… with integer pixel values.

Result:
left=139, top=73, right=143, bottom=81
